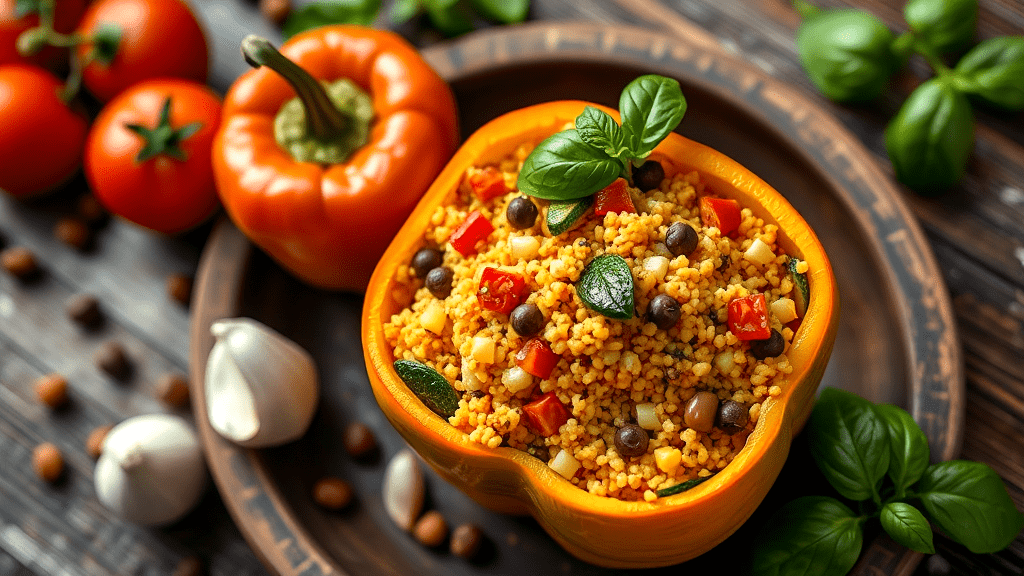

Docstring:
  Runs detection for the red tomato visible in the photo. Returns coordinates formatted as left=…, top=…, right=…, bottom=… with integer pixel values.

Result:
left=594, top=178, right=636, bottom=216
left=468, top=166, right=507, bottom=201
left=516, top=338, right=559, bottom=379
left=477, top=267, right=526, bottom=314
left=0, top=0, right=86, bottom=70
left=0, top=64, right=87, bottom=198
left=85, top=79, right=222, bottom=233
left=728, top=293, right=771, bottom=341
left=700, top=196, right=741, bottom=236
left=449, top=210, right=494, bottom=256
left=523, top=391, right=571, bottom=437
left=76, top=0, right=208, bottom=102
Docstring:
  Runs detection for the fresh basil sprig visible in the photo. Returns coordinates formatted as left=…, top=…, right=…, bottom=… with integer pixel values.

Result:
left=903, top=0, right=978, bottom=55
left=953, top=36, right=1024, bottom=111
left=752, top=388, right=1024, bottom=575
left=517, top=74, right=686, bottom=201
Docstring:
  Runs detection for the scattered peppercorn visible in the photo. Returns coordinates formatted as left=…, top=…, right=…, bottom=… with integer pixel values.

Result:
left=53, top=217, right=92, bottom=251
left=613, top=423, right=649, bottom=458
left=313, top=477, right=353, bottom=510
left=95, top=341, right=131, bottom=380
left=684, top=391, right=719, bottom=433
left=749, top=329, right=785, bottom=360
left=716, top=400, right=749, bottom=434
left=32, top=442, right=64, bottom=483
left=510, top=303, right=544, bottom=336
left=506, top=196, right=538, bottom=229
left=34, top=373, right=69, bottom=408
left=411, top=247, right=444, bottom=278
left=77, top=193, right=108, bottom=225
left=171, top=555, right=205, bottom=576
left=343, top=421, right=378, bottom=459
left=1, top=246, right=39, bottom=279
left=156, top=373, right=190, bottom=408
left=66, top=293, right=103, bottom=328
left=167, top=273, right=193, bottom=307
left=450, top=523, right=484, bottom=559
left=86, top=424, right=113, bottom=459
left=633, top=160, right=665, bottom=191
left=425, top=266, right=454, bottom=298
left=413, top=510, right=448, bottom=547
left=665, top=221, right=698, bottom=256
left=647, top=294, right=681, bottom=330
left=259, top=0, right=291, bottom=25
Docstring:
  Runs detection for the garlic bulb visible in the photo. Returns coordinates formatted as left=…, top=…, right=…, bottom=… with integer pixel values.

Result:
left=384, top=449, right=424, bottom=531
left=205, top=317, right=319, bottom=448
left=94, top=414, right=207, bottom=526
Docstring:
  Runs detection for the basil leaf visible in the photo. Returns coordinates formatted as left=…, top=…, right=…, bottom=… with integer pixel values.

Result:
left=904, top=0, right=978, bottom=54
left=282, top=0, right=382, bottom=39
left=751, top=496, right=863, bottom=576
left=389, top=0, right=421, bottom=24
left=884, top=78, right=974, bottom=192
left=619, top=75, right=687, bottom=159
left=880, top=502, right=935, bottom=554
left=875, top=403, right=929, bottom=497
left=469, top=0, right=529, bottom=23
left=577, top=254, right=634, bottom=320
left=916, top=460, right=1024, bottom=553
left=422, top=0, right=474, bottom=37
left=807, top=388, right=889, bottom=502
left=954, top=36, right=1024, bottom=111
left=575, top=106, right=627, bottom=159
left=796, top=9, right=898, bottom=102
left=517, top=130, right=621, bottom=201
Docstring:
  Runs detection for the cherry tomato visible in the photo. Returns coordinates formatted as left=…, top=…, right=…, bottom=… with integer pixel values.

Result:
left=727, top=293, right=771, bottom=341
left=76, top=0, right=209, bottom=102
left=478, top=267, right=527, bottom=314
left=0, top=0, right=87, bottom=70
left=0, top=64, right=87, bottom=198
left=523, top=391, right=571, bottom=437
left=449, top=210, right=494, bottom=256
left=84, top=79, right=222, bottom=233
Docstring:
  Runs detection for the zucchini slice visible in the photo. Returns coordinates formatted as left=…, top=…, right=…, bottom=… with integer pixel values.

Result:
left=546, top=196, right=593, bottom=236
left=787, top=257, right=810, bottom=318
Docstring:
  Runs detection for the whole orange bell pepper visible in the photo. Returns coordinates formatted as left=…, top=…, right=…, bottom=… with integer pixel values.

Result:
left=212, top=26, right=458, bottom=292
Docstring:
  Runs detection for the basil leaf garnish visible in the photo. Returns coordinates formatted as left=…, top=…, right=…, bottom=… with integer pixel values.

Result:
left=575, top=106, right=627, bottom=159
left=916, top=460, right=1024, bottom=554
left=619, top=74, right=687, bottom=159
left=516, top=130, right=620, bottom=201
left=807, top=388, right=889, bottom=503
left=880, top=502, right=935, bottom=554
left=953, top=36, right=1024, bottom=111
left=875, top=403, right=929, bottom=497
left=577, top=254, right=634, bottom=320
left=750, top=496, right=863, bottom=576
left=903, top=0, right=978, bottom=55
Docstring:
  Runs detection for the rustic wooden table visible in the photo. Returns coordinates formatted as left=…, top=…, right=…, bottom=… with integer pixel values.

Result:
left=0, top=0, right=1020, bottom=574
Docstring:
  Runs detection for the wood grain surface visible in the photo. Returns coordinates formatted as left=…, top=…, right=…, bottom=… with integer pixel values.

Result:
left=0, top=0, right=1020, bottom=575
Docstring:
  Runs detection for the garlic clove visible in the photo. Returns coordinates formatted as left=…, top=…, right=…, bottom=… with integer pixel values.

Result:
left=205, top=318, right=320, bottom=448
left=94, top=414, right=208, bottom=526
left=383, top=449, right=425, bottom=531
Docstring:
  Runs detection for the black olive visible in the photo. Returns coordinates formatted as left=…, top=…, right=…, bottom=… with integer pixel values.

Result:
left=647, top=294, right=681, bottom=330
left=749, top=329, right=785, bottom=359
left=411, top=247, right=443, bottom=278
left=665, top=222, right=698, bottom=256
left=424, top=266, right=454, bottom=299
left=633, top=160, right=665, bottom=192
left=510, top=303, right=545, bottom=336
left=614, top=423, right=649, bottom=458
left=506, top=196, right=538, bottom=229
left=716, top=400, right=749, bottom=434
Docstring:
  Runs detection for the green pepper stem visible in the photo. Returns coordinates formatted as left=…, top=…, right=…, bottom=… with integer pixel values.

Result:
left=240, top=35, right=350, bottom=141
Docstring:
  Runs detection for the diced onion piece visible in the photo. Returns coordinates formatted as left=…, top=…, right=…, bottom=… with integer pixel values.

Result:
left=502, top=366, right=534, bottom=393
left=549, top=448, right=581, bottom=479
left=421, top=301, right=446, bottom=335
left=654, top=446, right=682, bottom=475
left=471, top=336, right=495, bottom=363
left=743, top=238, right=775, bottom=266
left=509, top=235, right=540, bottom=260
left=771, top=297, right=798, bottom=325
left=461, top=357, right=481, bottom=391
left=644, top=256, right=670, bottom=282
left=714, top=350, right=735, bottom=374
left=636, top=403, right=659, bottom=430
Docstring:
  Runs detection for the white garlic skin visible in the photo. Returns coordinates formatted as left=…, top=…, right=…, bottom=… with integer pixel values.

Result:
left=205, top=317, right=320, bottom=448
left=94, top=414, right=208, bottom=526
left=383, top=449, right=424, bottom=531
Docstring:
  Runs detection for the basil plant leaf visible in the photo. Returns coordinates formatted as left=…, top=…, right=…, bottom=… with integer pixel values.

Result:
left=904, top=0, right=978, bottom=54
left=283, top=0, right=382, bottom=39
left=389, top=0, right=421, bottom=24
left=807, top=388, right=889, bottom=502
left=875, top=403, right=929, bottom=497
left=796, top=9, right=898, bottom=103
left=576, top=254, right=634, bottom=320
left=422, top=0, right=474, bottom=37
left=954, top=36, right=1024, bottom=111
left=750, top=496, right=863, bottom=576
left=469, top=0, right=529, bottom=23
left=884, top=78, right=974, bottom=193
left=880, top=502, right=935, bottom=554
left=916, top=460, right=1024, bottom=554
left=517, top=130, right=621, bottom=200
left=619, top=74, right=687, bottom=159
left=575, top=106, right=627, bottom=159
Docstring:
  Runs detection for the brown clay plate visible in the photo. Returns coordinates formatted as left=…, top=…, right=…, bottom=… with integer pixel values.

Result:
left=189, top=22, right=964, bottom=576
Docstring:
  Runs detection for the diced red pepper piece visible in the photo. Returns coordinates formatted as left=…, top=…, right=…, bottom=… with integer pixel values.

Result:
left=700, top=196, right=741, bottom=236
left=594, top=178, right=636, bottom=216
left=516, top=337, right=560, bottom=379
left=467, top=166, right=508, bottom=201
left=477, top=267, right=527, bottom=314
left=449, top=210, right=494, bottom=256
left=523, top=391, right=571, bottom=437
left=728, top=293, right=772, bottom=341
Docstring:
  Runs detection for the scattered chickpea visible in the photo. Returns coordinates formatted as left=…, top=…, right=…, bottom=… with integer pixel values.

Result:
left=53, top=217, right=92, bottom=251
left=32, top=442, right=64, bottom=483
left=450, top=523, right=484, bottom=559
left=413, top=510, right=448, bottom=547
left=312, top=477, right=353, bottom=510
left=95, top=340, right=131, bottom=380
left=66, top=293, right=103, bottom=328
left=34, top=373, right=69, bottom=408
left=156, top=372, right=191, bottom=408
left=1, top=246, right=39, bottom=279
left=171, top=555, right=205, bottom=576
left=86, top=424, right=113, bottom=459
left=343, top=421, right=377, bottom=459
left=166, top=273, right=193, bottom=307
left=259, top=0, right=291, bottom=25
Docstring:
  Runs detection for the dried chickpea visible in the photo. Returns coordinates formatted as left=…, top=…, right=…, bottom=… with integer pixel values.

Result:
left=156, top=373, right=190, bottom=408
left=32, top=442, right=64, bottom=482
left=450, top=523, right=484, bottom=559
left=34, top=373, right=69, bottom=408
left=1, top=246, right=38, bottom=279
left=167, top=273, right=193, bottom=306
left=413, top=510, right=448, bottom=547
left=53, top=217, right=91, bottom=250
left=343, top=421, right=377, bottom=459
left=313, top=477, right=353, bottom=510
left=86, top=424, right=113, bottom=459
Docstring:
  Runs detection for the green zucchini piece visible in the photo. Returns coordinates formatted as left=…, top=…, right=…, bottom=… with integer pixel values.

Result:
left=546, top=195, right=593, bottom=236
left=788, top=257, right=810, bottom=318
left=393, top=359, right=460, bottom=417
left=655, top=473, right=715, bottom=498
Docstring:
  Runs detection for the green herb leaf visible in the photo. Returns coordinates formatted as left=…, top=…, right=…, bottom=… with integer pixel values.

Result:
left=422, top=0, right=474, bottom=37
left=389, top=0, right=422, bottom=23
left=619, top=75, right=687, bottom=159
left=875, top=403, right=929, bottom=497
left=393, top=359, right=460, bottom=417
left=575, top=106, right=627, bottom=159
left=807, top=388, right=889, bottom=503
left=469, top=0, right=529, bottom=23
left=750, top=496, right=863, bottom=576
left=916, top=460, right=1024, bottom=553
left=884, top=78, right=974, bottom=193
left=546, top=196, right=593, bottom=236
left=904, top=0, right=978, bottom=55
left=282, top=0, right=382, bottom=39
left=517, top=130, right=621, bottom=201
left=953, top=36, right=1024, bottom=111
left=880, top=502, right=935, bottom=554
left=577, top=254, right=634, bottom=320
left=795, top=9, right=898, bottom=102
